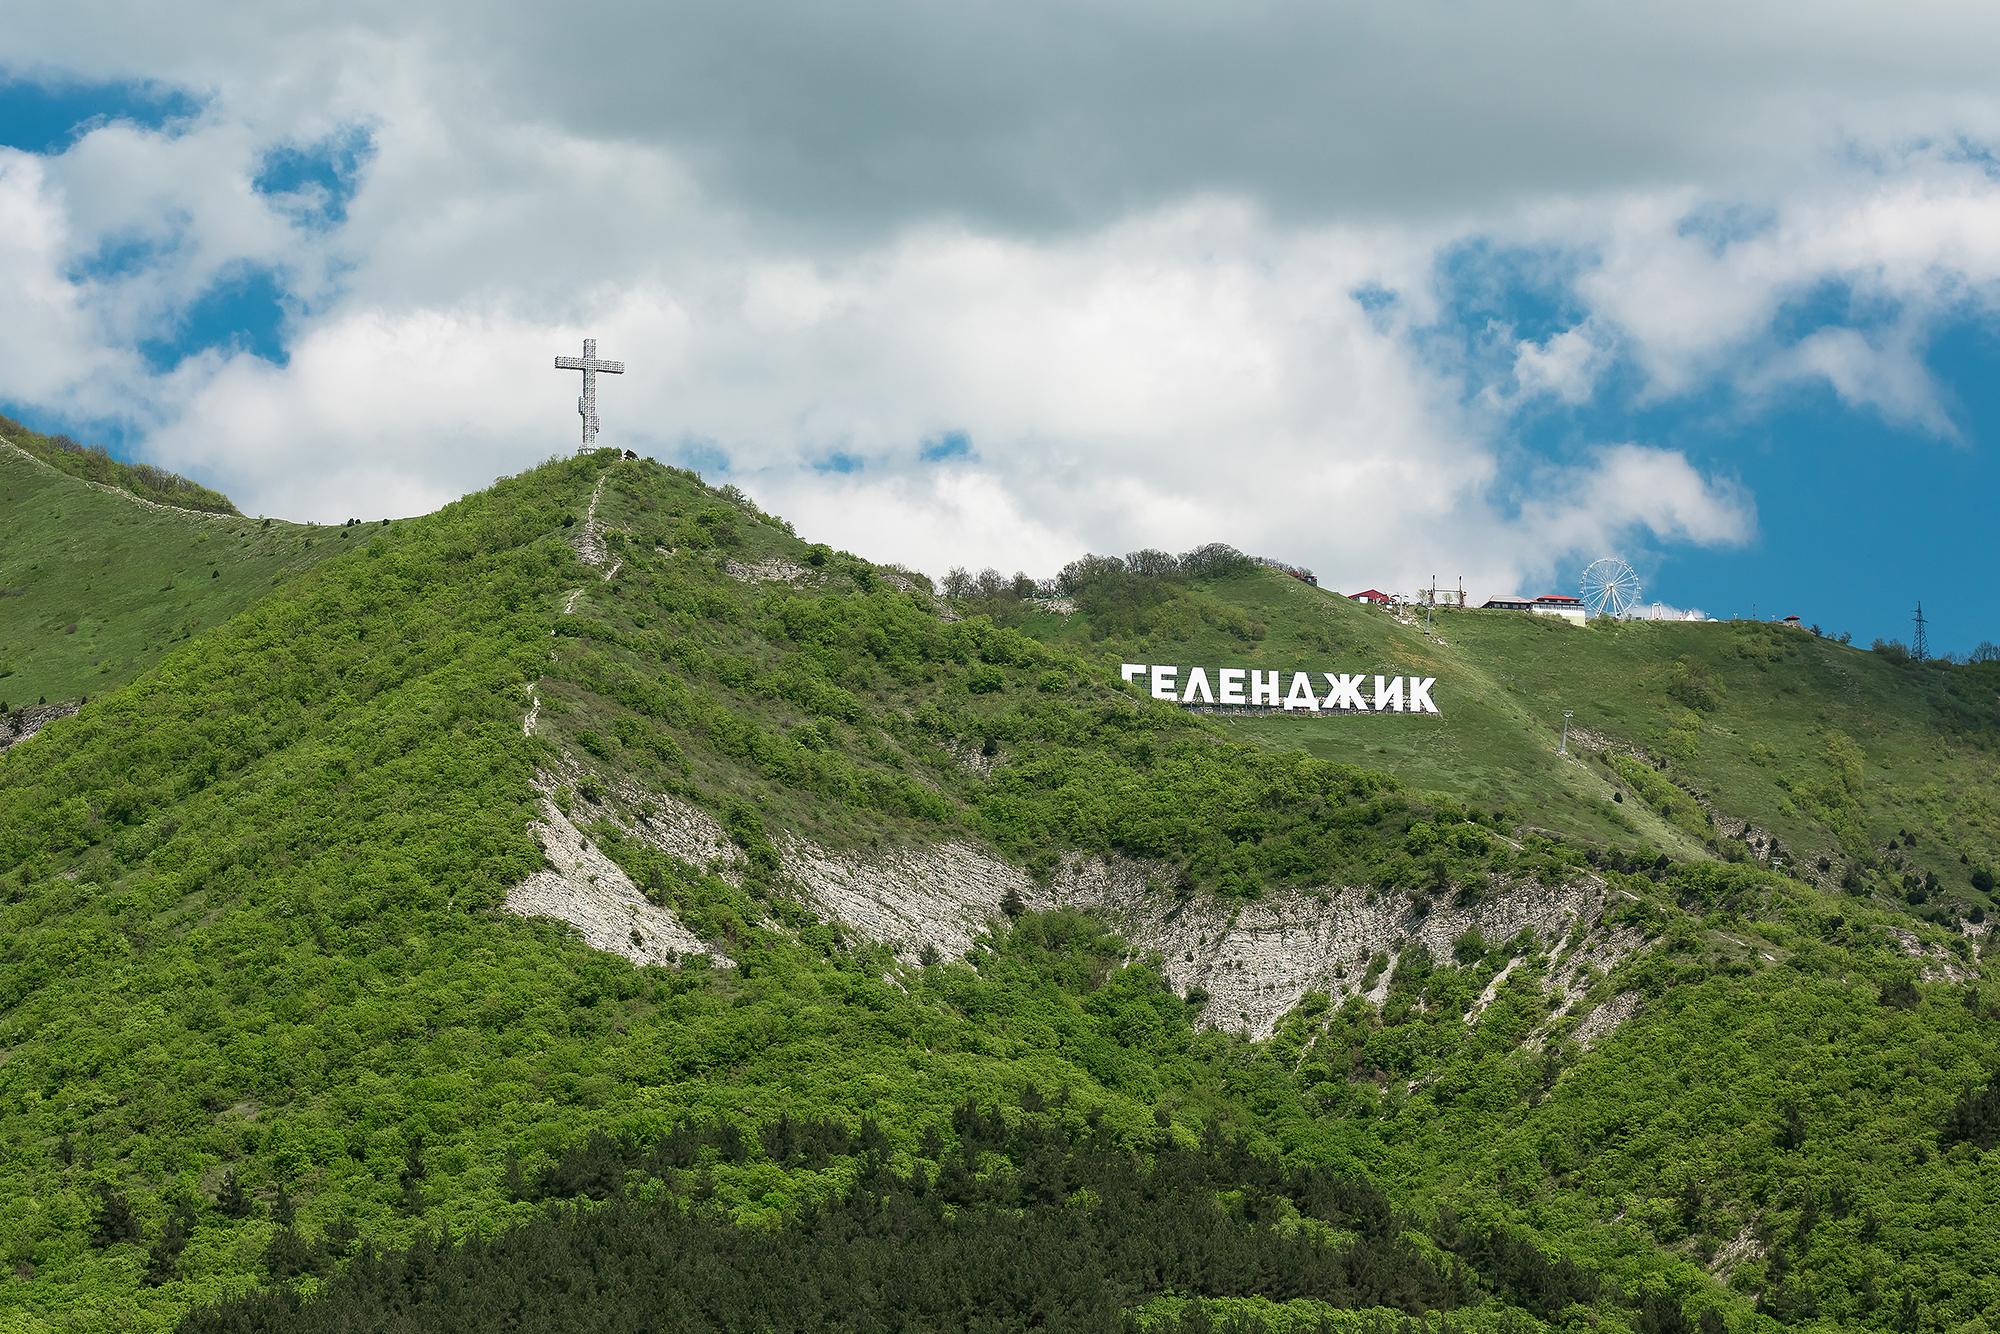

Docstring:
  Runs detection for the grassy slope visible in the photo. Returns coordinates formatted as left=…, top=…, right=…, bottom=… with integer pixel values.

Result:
left=1011, top=569, right=1703, bottom=859
left=1, top=455, right=1994, bottom=1332
left=1011, top=569, right=2000, bottom=918
left=0, top=416, right=237, bottom=514
left=0, top=445, right=338, bottom=708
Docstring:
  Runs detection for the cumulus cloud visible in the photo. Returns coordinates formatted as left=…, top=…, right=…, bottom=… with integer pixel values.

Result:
left=0, top=152, right=134, bottom=407
left=1562, top=160, right=2000, bottom=419
left=15, top=2, right=2000, bottom=233
left=0, top=2, right=1996, bottom=601
left=1504, top=320, right=1614, bottom=407
left=1768, top=325, right=1954, bottom=435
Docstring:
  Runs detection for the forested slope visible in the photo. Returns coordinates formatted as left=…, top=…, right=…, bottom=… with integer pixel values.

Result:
left=0, top=452, right=1993, bottom=1333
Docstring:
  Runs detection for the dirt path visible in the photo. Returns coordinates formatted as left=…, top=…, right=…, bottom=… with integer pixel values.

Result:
left=573, top=474, right=609, bottom=568
left=2, top=434, right=243, bottom=522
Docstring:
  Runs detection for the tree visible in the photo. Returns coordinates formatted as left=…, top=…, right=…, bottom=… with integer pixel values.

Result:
left=1055, top=554, right=1125, bottom=594
left=1895, top=1286, right=1921, bottom=1334
left=399, top=1141, right=428, bottom=1214
left=1636, top=1289, right=1694, bottom=1334
left=90, top=1184, right=140, bottom=1248
left=263, top=1226, right=316, bottom=1282
left=1178, top=542, right=1251, bottom=577
left=145, top=1199, right=197, bottom=1286
left=1124, top=548, right=1179, bottom=578
left=1941, top=1069, right=2000, bottom=1150
left=1775, top=1099, right=1806, bottom=1151
left=215, top=1169, right=252, bottom=1219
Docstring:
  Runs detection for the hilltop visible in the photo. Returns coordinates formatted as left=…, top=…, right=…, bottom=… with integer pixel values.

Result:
left=0, top=451, right=1994, bottom=1333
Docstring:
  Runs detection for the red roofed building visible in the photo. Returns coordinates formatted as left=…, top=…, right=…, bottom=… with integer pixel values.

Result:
left=1347, top=589, right=1397, bottom=607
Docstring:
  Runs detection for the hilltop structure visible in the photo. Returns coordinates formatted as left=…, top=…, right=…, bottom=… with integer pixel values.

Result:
left=1481, top=593, right=1587, bottom=624
left=553, top=337, right=625, bottom=451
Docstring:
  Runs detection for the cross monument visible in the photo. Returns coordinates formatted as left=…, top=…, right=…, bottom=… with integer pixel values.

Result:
left=554, top=337, right=625, bottom=451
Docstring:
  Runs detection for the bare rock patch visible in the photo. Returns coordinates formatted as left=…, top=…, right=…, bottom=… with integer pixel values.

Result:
left=505, top=775, right=724, bottom=967
left=0, top=700, right=81, bottom=753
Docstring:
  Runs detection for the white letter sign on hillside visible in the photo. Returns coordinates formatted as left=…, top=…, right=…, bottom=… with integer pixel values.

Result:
left=1120, top=664, right=1441, bottom=715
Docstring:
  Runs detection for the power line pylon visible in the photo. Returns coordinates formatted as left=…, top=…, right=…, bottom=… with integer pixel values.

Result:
left=1912, top=602, right=1929, bottom=662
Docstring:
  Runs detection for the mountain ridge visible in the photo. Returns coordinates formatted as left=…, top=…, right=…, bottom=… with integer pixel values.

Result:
left=0, top=449, right=1993, bottom=1333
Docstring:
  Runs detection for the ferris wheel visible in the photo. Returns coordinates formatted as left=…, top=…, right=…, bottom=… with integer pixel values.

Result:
left=1580, top=558, right=1643, bottom=619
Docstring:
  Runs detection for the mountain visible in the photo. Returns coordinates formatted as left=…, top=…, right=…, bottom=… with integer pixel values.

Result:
left=1, top=451, right=1994, bottom=1333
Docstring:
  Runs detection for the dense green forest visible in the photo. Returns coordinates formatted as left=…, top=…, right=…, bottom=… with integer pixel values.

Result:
left=1, top=452, right=1994, bottom=1333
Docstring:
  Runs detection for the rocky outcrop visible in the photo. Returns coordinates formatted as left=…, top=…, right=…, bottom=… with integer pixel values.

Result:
left=504, top=775, right=725, bottom=967
left=618, top=788, right=746, bottom=885
left=1570, top=990, right=1642, bottom=1049
left=516, top=753, right=1643, bottom=1039
left=785, top=837, right=1044, bottom=960
left=754, top=820, right=1627, bottom=1038
left=1062, top=865, right=1610, bottom=1037
left=0, top=700, right=81, bottom=753
left=722, top=557, right=814, bottom=585
left=1886, top=924, right=1977, bottom=983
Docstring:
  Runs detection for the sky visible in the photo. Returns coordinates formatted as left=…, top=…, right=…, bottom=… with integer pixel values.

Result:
left=2, top=3, right=1998, bottom=653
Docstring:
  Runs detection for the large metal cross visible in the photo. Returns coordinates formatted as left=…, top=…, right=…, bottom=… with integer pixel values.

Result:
left=553, top=337, right=625, bottom=450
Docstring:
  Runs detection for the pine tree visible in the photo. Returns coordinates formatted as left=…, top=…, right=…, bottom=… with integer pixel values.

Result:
left=144, top=1199, right=196, bottom=1286
left=1775, top=1099, right=1807, bottom=1151
left=398, top=1141, right=428, bottom=1215
left=90, top=1184, right=141, bottom=1248
left=215, top=1169, right=252, bottom=1219
left=263, top=1226, right=315, bottom=1282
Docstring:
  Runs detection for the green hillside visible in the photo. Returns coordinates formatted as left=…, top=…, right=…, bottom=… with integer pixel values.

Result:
left=0, top=441, right=339, bottom=710
left=1, top=454, right=1994, bottom=1333
left=989, top=562, right=2000, bottom=927
left=1, top=416, right=237, bottom=514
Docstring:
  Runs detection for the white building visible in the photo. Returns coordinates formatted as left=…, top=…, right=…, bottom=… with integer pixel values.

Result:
left=1481, top=594, right=1587, bottom=625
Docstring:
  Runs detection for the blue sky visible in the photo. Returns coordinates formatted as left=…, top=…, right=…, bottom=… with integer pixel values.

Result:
left=3, top=7, right=1999, bottom=655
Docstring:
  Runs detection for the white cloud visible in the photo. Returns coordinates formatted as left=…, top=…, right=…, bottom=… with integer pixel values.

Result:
left=6, top=2, right=2000, bottom=604
left=1559, top=159, right=2000, bottom=420
left=1505, top=320, right=1614, bottom=406
left=1768, top=325, right=1953, bottom=435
